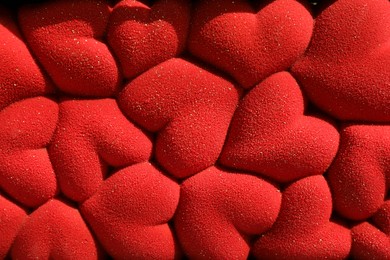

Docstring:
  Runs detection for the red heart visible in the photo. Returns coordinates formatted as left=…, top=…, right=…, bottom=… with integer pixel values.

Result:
left=19, top=0, right=121, bottom=97
left=0, top=194, right=27, bottom=258
left=0, top=8, right=53, bottom=111
left=11, top=199, right=98, bottom=259
left=328, top=124, right=390, bottom=221
left=118, top=58, right=240, bottom=179
left=188, top=0, right=313, bottom=88
left=373, top=201, right=390, bottom=236
left=220, top=72, right=339, bottom=183
left=81, top=162, right=180, bottom=259
left=174, top=166, right=281, bottom=259
left=253, top=175, right=351, bottom=259
left=48, top=98, right=152, bottom=202
left=0, top=97, right=58, bottom=208
left=351, top=222, right=390, bottom=259
left=292, top=0, right=390, bottom=121
left=107, top=0, right=191, bottom=79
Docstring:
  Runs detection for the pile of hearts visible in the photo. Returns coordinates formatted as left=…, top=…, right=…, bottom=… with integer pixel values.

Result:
left=0, top=0, right=389, bottom=259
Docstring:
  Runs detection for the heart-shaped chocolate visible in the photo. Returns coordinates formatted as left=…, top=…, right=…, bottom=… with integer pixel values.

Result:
left=19, top=0, right=121, bottom=97
left=1, top=0, right=389, bottom=258
left=11, top=199, right=98, bottom=259
left=253, top=175, right=351, bottom=259
left=118, top=58, right=240, bottom=179
left=373, top=201, right=390, bottom=235
left=220, top=71, right=339, bottom=183
left=328, top=124, right=390, bottom=220
left=174, top=166, right=281, bottom=259
left=292, top=0, right=390, bottom=122
left=188, top=0, right=313, bottom=88
left=81, top=162, right=180, bottom=259
left=0, top=97, right=58, bottom=208
left=49, top=98, right=152, bottom=202
left=0, top=194, right=27, bottom=259
left=107, top=0, right=190, bottom=79
left=0, top=8, right=54, bottom=111
left=351, top=222, right=390, bottom=259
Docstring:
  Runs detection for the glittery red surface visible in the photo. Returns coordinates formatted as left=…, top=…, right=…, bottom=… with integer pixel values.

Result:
left=0, top=0, right=389, bottom=259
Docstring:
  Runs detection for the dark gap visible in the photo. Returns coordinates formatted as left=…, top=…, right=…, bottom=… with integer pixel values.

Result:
left=251, top=0, right=276, bottom=11
left=330, top=210, right=360, bottom=229
left=308, top=0, right=338, bottom=17
left=54, top=193, right=79, bottom=208
left=98, top=156, right=110, bottom=181
left=139, top=0, right=156, bottom=6
left=306, top=102, right=342, bottom=131
left=51, top=91, right=117, bottom=101
left=106, top=0, right=118, bottom=8
left=104, top=255, right=115, bottom=260
left=213, top=163, right=288, bottom=191
left=167, top=220, right=186, bottom=259
left=104, top=164, right=116, bottom=180
left=5, top=252, right=12, bottom=260
left=244, top=233, right=259, bottom=252
left=367, top=215, right=379, bottom=231
left=182, top=0, right=195, bottom=51
left=338, top=119, right=390, bottom=127
left=247, top=252, right=257, bottom=260
left=1, top=0, right=49, bottom=9
left=102, top=164, right=128, bottom=181
left=111, top=76, right=135, bottom=105
left=2, top=3, right=18, bottom=22
left=149, top=159, right=184, bottom=185
left=238, top=87, right=252, bottom=101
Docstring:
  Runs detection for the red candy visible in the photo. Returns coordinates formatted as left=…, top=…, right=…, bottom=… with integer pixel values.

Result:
left=292, top=0, right=390, bottom=122
left=253, top=176, right=351, bottom=259
left=373, top=201, right=390, bottom=235
left=119, top=58, right=239, bottom=179
left=351, top=222, right=390, bottom=259
left=81, top=162, right=180, bottom=259
left=1, top=0, right=390, bottom=258
left=328, top=125, right=390, bottom=221
left=108, top=0, right=191, bottom=79
left=0, top=8, right=54, bottom=111
left=220, top=72, right=339, bottom=183
left=174, top=167, right=281, bottom=259
left=0, top=195, right=27, bottom=259
left=49, top=98, right=152, bottom=202
left=19, top=0, right=121, bottom=97
left=0, top=97, right=58, bottom=208
left=11, top=199, right=98, bottom=259
left=189, top=0, right=313, bottom=88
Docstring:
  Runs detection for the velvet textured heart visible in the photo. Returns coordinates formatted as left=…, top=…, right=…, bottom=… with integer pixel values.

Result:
left=220, top=72, right=339, bottom=183
left=292, top=0, right=390, bottom=122
left=108, top=0, right=191, bottom=79
left=19, top=0, right=121, bottom=97
left=1, top=0, right=389, bottom=258
left=189, top=0, right=313, bottom=88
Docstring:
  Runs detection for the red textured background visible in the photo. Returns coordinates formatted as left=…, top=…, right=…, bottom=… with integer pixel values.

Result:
left=0, top=0, right=389, bottom=259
